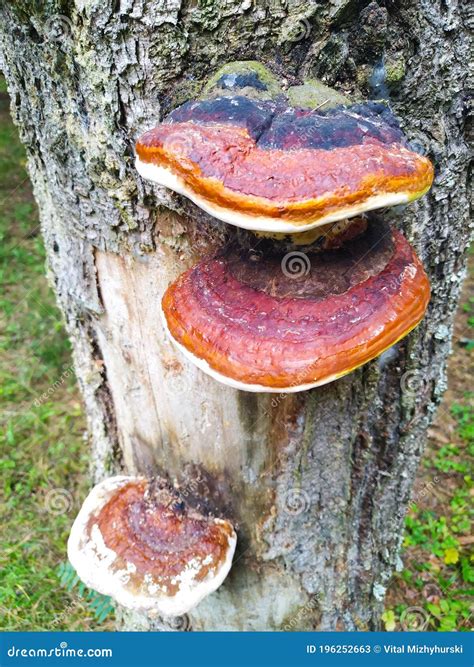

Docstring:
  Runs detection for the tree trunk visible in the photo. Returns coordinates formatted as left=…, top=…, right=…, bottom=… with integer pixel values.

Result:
left=0, top=0, right=471, bottom=631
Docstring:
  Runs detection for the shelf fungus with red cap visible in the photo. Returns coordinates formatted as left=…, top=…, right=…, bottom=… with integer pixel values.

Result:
left=161, top=219, right=431, bottom=392
left=67, top=476, right=237, bottom=616
left=135, top=96, right=433, bottom=234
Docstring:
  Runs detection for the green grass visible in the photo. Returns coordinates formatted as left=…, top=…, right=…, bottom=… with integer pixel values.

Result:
left=383, top=253, right=474, bottom=631
left=0, top=80, right=113, bottom=631
left=384, top=395, right=474, bottom=631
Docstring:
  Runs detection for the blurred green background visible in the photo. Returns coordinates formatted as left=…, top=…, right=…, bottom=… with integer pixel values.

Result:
left=0, top=75, right=472, bottom=632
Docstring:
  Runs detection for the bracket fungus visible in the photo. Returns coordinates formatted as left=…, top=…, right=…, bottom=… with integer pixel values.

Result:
left=134, top=62, right=433, bottom=392
left=68, top=476, right=236, bottom=616
left=135, top=96, right=433, bottom=234
left=161, top=220, right=430, bottom=392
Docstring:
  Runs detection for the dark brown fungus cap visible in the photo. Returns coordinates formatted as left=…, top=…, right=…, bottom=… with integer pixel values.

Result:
left=136, top=96, right=434, bottom=233
left=161, top=219, right=431, bottom=392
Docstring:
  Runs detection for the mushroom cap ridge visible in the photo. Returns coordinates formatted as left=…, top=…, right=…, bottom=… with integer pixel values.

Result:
left=67, top=476, right=237, bottom=616
left=136, top=97, right=434, bottom=233
left=161, top=220, right=431, bottom=392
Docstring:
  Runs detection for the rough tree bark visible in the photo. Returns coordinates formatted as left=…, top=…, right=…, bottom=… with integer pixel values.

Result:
left=0, top=0, right=471, bottom=631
